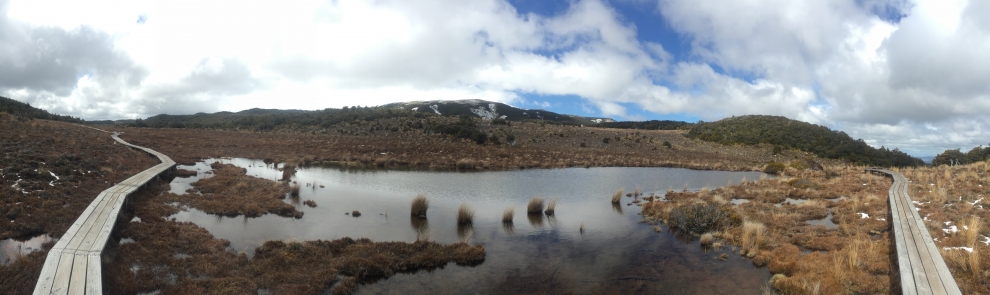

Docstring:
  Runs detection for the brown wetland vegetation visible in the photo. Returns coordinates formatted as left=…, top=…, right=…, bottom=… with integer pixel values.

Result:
left=104, top=117, right=828, bottom=171
left=642, top=164, right=897, bottom=294
left=106, top=172, right=485, bottom=294
left=0, top=116, right=158, bottom=294
left=899, top=163, right=990, bottom=294
left=163, top=162, right=303, bottom=218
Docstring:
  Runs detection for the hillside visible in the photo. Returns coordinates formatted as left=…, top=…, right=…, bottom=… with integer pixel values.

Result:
left=687, top=115, right=923, bottom=167
left=382, top=100, right=614, bottom=125
left=0, top=96, right=83, bottom=123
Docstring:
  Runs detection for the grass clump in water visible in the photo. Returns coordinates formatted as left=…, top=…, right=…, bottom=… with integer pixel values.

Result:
left=351, top=210, right=361, bottom=217
left=411, top=194, right=429, bottom=218
left=611, top=189, right=624, bottom=204
left=544, top=198, right=558, bottom=215
left=457, top=204, right=475, bottom=225
left=502, top=207, right=514, bottom=223
left=527, top=197, right=545, bottom=214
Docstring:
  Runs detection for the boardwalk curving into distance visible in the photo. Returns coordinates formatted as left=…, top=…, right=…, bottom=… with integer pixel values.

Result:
left=34, top=131, right=175, bottom=295
left=866, top=168, right=961, bottom=295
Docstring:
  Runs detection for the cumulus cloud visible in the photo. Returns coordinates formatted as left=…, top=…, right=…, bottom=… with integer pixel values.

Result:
left=2, top=0, right=989, bottom=155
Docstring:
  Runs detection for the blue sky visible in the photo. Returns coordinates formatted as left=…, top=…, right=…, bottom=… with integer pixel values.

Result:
left=2, top=0, right=990, bottom=157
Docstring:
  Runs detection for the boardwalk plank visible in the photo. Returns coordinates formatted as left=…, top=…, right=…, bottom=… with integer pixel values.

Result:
left=867, top=168, right=962, bottom=295
left=36, top=131, right=175, bottom=295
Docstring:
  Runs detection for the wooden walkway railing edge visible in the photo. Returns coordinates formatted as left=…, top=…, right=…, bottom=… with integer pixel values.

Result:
left=866, top=168, right=962, bottom=295
left=33, top=131, right=175, bottom=294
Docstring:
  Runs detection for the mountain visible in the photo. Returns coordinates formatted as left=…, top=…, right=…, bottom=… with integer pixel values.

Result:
left=381, top=100, right=614, bottom=125
left=0, top=96, right=83, bottom=123
left=687, top=115, right=924, bottom=167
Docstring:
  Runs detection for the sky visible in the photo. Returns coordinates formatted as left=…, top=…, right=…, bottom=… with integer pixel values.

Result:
left=1, top=0, right=989, bottom=157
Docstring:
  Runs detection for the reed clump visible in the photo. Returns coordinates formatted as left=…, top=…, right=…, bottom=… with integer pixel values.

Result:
left=351, top=210, right=361, bottom=217
left=527, top=197, right=545, bottom=214
left=290, top=184, right=300, bottom=197
left=502, top=207, right=514, bottom=223
left=411, top=194, right=429, bottom=218
left=544, top=197, right=558, bottom=215
left=611, top=189, right=624, bottom=204
left=457, top=204, right=475, bottom=224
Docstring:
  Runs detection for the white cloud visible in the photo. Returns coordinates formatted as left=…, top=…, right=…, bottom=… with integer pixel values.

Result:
left=2, top=0, right=990, bottom=156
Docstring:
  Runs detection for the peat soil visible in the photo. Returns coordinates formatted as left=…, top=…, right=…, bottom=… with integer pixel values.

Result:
left=643, top=165, right=896, bottom=294
left=104, top=118, right=830, bottom=172
left=0, top=116, right=159, bottom=294
left=105, top=169, right=485, bottom=295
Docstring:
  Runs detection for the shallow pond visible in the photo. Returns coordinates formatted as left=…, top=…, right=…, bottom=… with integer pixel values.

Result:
left=0, top=234, right=52, bottom=266
left=169, top=159, right=771, bottom=294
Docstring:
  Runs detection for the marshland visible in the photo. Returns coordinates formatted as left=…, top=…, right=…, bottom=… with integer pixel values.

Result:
left=105, top=157, right=768, bottom=294
left=3, top=111, right=983, bottom=294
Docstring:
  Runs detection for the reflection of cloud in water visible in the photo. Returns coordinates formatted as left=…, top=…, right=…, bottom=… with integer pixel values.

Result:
left=167, top=159, right=771, bottom=294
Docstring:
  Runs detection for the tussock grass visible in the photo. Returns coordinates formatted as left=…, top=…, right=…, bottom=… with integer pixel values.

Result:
left=611, top=189, right=624, bottom=204
left=544, top=197, right=559, bottom=215
left=457, top=203, right=475, bottom=224
left=502, top=207, right=514, bottom=223
left=303, top=200, right=317, bottom=207
left=700, top=232, right=714, bottom=246
left=964, top=217, right=982, bottom=247
left=280, top=164, right=296, bottom=181
left=411, top=194, right=429, bottom=218
left=351, top=210, right=361, bottom=217
left=290, top=184, right=301, bottom=197
left=527, top=197, right=545, bottom=214
left=741, top=221, right=765, bottom=252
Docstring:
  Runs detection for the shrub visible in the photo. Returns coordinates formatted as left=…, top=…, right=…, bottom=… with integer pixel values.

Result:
left=764, top=161, right=786, bottom=174
left=663, top=141, right=672, bottom=149
left=411, top=194, right=429, bottom=218
left=527, top=197, right=545, bottom=214
left=667, top=202, right=741, bottom=234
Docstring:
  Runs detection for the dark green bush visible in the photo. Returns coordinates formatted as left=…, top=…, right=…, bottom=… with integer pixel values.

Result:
left=667, top=202, right=741, bottom=234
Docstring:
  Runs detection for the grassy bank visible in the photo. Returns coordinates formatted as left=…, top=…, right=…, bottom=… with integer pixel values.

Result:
left=641, top=164, right=895, bottom=294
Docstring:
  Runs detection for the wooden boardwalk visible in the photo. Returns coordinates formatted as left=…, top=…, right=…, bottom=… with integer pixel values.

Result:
left=866, top=168, right=961, bottom=295
left=34, top=132, right=175, bottom=295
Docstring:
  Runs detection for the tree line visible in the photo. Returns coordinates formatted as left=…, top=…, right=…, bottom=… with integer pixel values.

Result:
left=687, top=115, right=923, bottom=167
left=0, top=96, right=83, bottom=123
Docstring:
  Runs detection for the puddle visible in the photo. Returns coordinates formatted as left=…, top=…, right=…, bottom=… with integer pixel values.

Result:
left=806, top=211, right=838, bottom=229
left=0, top=234, right=54, bottom=266
left=166, top=158, right=772, bottom=294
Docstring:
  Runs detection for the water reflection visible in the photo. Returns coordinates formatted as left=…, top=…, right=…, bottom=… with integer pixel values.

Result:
left=456, top=223, right=474, bottom=241
left=410, top=216, right=430, bottom=240
left=526, top=213, right=544, bottom=228
left=0, top=234, right=53, bottom=266
left=167, top=159, right=771, bottom=294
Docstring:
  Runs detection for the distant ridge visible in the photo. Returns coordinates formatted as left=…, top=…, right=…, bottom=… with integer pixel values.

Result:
left=687, top=115, right=923, bottom=167
left=0, top=96, right=83, bottom=123
left=382, top=99, right=615, bottom=125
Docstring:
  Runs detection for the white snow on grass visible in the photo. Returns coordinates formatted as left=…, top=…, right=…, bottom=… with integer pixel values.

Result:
left=943, top=247, right=974, bottom=253
left=48, top=171, right=59, bottom=186
left=858, top=212, right=870, bottom=219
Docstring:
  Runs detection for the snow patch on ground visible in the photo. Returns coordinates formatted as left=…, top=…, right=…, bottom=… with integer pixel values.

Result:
left=858, top=213, right=869, bottom=219
left=49, top=171, right=59, bottom=186
left=943, top=247, right=973, bottom=253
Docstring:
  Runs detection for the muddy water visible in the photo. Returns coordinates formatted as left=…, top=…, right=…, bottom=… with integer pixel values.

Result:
left=170, top=159, right=771, bottom=294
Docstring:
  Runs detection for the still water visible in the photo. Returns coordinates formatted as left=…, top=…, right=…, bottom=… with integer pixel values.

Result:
left=170, top=158, right=771, bottom=294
